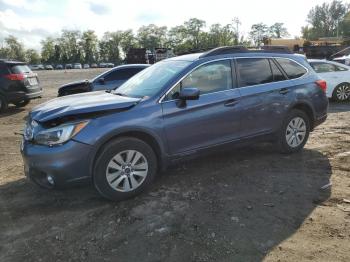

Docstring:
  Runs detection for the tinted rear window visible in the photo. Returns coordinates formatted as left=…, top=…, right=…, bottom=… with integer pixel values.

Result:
left=275, top=58, right=307, bottom=79
left=236, top=58, right=273, bottom=87
left=10, top=64, right=32, bottom=74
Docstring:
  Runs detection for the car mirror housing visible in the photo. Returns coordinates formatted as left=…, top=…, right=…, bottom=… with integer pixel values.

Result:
left=176, top=87, right=200, bottom=107
left=98, top=77, right=105, bottom=84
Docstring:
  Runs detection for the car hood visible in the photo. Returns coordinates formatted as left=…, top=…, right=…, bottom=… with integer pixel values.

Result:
left=60, top=79, right=90, bottom=88
left=31, top=91, right=141, bottom=122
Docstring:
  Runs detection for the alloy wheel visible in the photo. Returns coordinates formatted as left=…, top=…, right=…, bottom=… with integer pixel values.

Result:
left=285, top=117, right=307, bottom=148
left=336, top=84, right=350, bottom=101
left=106, top=150, right=148, bottom=192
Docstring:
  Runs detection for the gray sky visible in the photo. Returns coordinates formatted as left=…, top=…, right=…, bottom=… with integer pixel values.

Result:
left=0, top=0, right=345, bottom=50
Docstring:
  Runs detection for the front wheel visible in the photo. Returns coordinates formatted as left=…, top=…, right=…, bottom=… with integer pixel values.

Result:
left=332, top=83, right=350, bottom=102
left=276, top=109, right=310, bottom=153
left=93, top=137, right=158, bottom=201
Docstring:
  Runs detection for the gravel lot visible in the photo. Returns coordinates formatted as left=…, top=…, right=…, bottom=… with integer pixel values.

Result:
left=0, top=69, right=349, bottom=262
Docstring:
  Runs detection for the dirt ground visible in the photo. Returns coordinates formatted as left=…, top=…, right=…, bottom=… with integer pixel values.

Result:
left=0, top=69, right=349, bottom=262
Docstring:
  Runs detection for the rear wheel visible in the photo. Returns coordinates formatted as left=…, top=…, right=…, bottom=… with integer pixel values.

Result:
left=332, top=83, right=350, bottom=102
left=13, top=99, right=30, bottom=108
left=93, top=137, right=157, bottom=201
left=0, top=95, right=8, bottom=113
left=276, top=109, right=310, bottom=153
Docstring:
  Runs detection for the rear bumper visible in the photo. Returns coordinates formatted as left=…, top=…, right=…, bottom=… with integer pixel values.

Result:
left=6, top=88, right=42, bottom=102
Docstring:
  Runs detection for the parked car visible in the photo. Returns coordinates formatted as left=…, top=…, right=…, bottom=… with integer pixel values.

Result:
left=83, top=64, right=90, bottom=69
left=65, top=64, right=73, bottom=69
left=332, top=55, right=350, bottom=66
left=106, top=63, right=114, bottom=68
left=45, top=65, right=54, bottom=70
left=21, top=47, right=328, bottom=201
left=56, top=64, right=64, bottom=70
left=99, top=63, right=107, bottom=68
left=29, top=65, right=41, bottom=71
left=58, top=64, right=149, bottom=96
left=91, top=63, right=98, bottom=68
left=309, top=59, right=350, bottom=101
left=0, top=59, right=42, bottom=112
left=73, top=63, right=82, bottom=69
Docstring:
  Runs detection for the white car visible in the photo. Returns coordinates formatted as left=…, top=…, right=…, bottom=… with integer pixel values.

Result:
left=73, top=63, right=82, bottom=69
left=308, top=59, right=350, bottom=101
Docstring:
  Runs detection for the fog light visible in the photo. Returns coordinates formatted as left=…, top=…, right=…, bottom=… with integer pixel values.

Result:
left=47, top=175, right=54, bottom=185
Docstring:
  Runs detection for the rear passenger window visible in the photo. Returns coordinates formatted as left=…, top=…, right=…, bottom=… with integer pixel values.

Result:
left=276, top=58, right=307, bottom=79
left=236, top=58, right=273, bottom=87
left=269, top=59, right=286, bottom=81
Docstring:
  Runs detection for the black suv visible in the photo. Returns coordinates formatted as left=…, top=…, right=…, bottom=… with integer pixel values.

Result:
left=0, top=60, right=42, bottom=112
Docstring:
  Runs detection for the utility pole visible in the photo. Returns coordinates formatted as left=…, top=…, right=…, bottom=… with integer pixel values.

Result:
left=232, top=17, right=241, bottom=45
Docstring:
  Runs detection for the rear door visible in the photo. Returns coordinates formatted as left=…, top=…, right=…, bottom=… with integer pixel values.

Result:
left=236, top=57, right=291, bottom=137
left=161, top=59, right=242, bottom=155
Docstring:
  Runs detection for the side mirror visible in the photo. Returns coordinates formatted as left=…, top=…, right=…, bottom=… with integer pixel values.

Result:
left=179, top=87, right=200, bottom=100
left=176, top=87, right=200, bottom=107
left=98, top=77, right=105, bottom=84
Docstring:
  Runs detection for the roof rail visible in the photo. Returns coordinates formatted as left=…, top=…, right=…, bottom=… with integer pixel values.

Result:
left=199, top=46, right=249, bottom=58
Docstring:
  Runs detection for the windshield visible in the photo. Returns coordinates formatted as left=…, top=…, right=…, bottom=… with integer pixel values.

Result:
left=115, top=60, right=191, bottom=98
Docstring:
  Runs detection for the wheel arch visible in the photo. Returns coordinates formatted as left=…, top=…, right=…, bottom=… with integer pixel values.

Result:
left=89, top=129, right=167, bottom=178
left=289, top=102, right=315, bottom=130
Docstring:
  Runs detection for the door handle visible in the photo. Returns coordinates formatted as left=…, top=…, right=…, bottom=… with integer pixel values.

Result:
left=279, top=88, right=289, bottom=95
left=224, top=99, right=239, bottom=107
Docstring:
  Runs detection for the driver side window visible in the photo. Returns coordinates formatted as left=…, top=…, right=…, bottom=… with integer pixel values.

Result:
left=165, top=60, right=233, bottom=101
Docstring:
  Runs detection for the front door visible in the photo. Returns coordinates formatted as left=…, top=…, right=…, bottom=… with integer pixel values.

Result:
left=161, top=60, right=242, bottom=155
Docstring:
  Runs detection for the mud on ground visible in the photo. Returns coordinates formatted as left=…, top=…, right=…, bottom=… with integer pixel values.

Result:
left=0, top=69, right=349, bottom=262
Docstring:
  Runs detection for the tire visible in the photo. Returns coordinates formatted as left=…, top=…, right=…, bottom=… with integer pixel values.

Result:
left=13, top=99, right=30, bottom=108
left=332, top=83, right=350, bottom=102
left=0, top=95, right=8, bottom=113
left=276, top=109, right=310, bottom=154
left=93, top=137, right=158, bottom=201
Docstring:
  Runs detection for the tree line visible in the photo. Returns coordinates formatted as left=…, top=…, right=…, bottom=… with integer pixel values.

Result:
left=0, top=0, right=349, bottom=65
left=0, top=18, right=288, bottom=65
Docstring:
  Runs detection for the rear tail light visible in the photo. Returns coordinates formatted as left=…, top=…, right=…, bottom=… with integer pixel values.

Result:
left=4, top=73, right=25, bottom=81
left=316, top=80, right=327, bottom=93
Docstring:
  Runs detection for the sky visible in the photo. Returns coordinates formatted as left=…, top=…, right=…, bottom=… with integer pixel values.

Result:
left=0, top=0, right=346, bottom=50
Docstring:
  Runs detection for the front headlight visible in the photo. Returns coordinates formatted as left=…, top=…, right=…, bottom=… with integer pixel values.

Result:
left=34, top=121, right=89, bottom=146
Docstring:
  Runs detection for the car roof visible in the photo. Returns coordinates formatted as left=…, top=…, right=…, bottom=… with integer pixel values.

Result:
left=0, top=59, right=26, bottom=65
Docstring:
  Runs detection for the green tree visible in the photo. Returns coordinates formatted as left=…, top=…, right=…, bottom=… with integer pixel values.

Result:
left=99, top=31, right=123, bottom=63
left=58, top=30, right=82, bottom=63
left=183, top=18, right=206, bottom=49
left=119, top=30, right=137, bottom=57
left=25, top=49, right=41, bottom=64
left=137, top=24, right=167, bottom=49
left=41, top=37, right=56, bottom=64
left=269, top=23, right=289, bottom=38
left=302, top=0, right=349, bottom=40
left=81, top=30, right=99, bottom=63
left=207, top=23, right=235, bottom=47
left=249, top=23, right=269, bottom=46
left=0, top=35, right=26, bottom=61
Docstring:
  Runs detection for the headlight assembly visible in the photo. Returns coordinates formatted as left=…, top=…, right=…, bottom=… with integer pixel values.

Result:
left=34, top=121, right=89, bottom=146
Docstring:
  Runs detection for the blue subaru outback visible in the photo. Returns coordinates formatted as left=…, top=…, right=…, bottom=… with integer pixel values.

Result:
left=21, top=47, right=328, bottom=201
